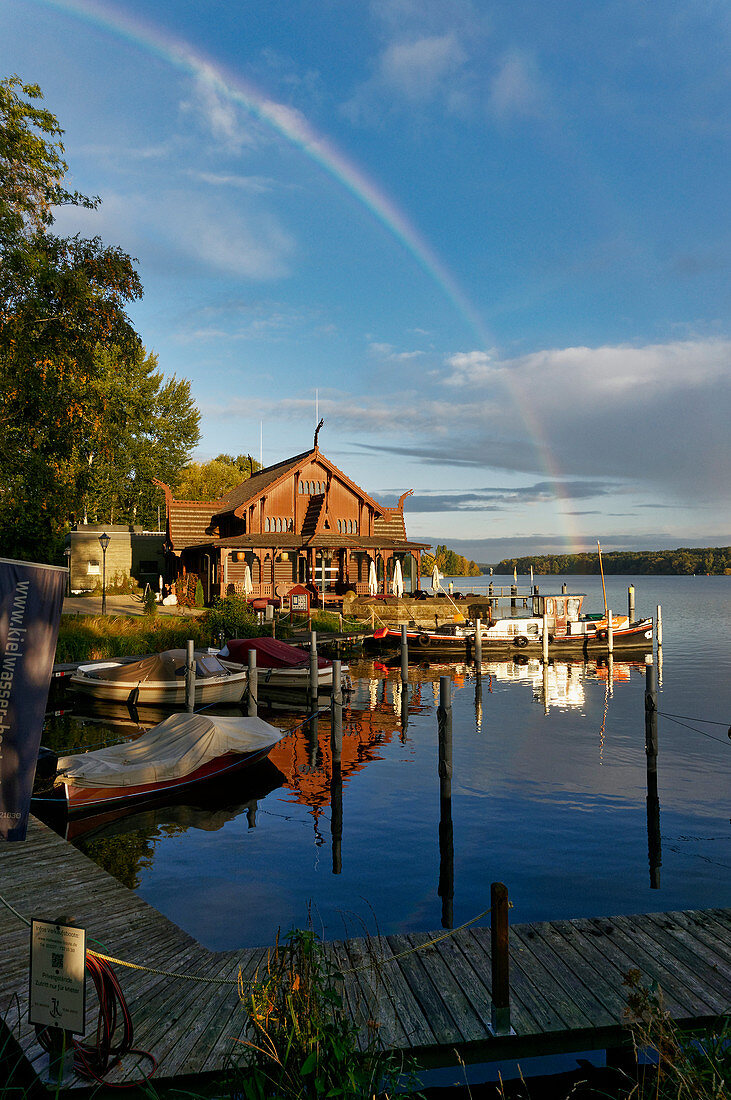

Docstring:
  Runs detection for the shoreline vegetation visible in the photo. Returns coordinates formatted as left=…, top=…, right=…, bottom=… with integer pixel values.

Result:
left=485, top=546, right=730, bottom=576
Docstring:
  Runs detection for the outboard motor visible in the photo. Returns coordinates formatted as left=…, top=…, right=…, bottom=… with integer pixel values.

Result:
left=33, top=746, right=58, bottom=791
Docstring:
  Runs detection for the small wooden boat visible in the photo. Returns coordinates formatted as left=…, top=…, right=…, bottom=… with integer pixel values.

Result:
left=367, top=592, right=653, bottom=658
left=70, top=649, right=248, bottom=706
left=31, top=712, right=284, bottom=816
left=218, top=637, right=347, bottom=692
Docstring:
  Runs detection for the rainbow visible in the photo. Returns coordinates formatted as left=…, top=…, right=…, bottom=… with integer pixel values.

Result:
left=34, top=0, right=578, bottom=554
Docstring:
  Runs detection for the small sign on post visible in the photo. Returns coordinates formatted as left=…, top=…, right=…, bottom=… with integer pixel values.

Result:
left=29, top=919, right=86, bottom=1034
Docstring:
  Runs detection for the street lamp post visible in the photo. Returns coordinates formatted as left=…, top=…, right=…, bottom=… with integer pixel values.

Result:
left=98, top=532, right=110, bottom=615
left=63, top=546, right=71, bottom=597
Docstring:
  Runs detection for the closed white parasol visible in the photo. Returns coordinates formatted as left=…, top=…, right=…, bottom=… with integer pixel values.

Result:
left=391, top=559, right=403, bottom=597
left=368, top=559, right=378, bottom=595
left=243, top=563, right=253, bottom=595
left=431, top=564, right=442, bottom=592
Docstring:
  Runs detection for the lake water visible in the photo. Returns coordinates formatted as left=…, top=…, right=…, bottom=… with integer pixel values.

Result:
left=45, top=574, right=730, bottom=950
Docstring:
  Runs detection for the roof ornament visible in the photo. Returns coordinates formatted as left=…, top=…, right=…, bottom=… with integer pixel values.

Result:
left=398, top=489, right=414, bottom=511
left=314, top=418, right=324, bottom=450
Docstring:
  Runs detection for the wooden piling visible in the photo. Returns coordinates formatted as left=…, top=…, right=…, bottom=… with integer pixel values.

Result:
left=490, top=881, right=511, bottom=1036
left=645, top=656, right=661, bottom=888
left=400, top=624, right=409, bottom=685
left=542, top=613, right=549, bottom=662
left=628, top=584, right=635, bottom=623
left=437, top=676, right=453, bottom=929
left=330, top=657, right=343, bottom=874
left=247, top=649, right=258, bottom=717
left=607, top=609, right=614, bottom=654
left=656, top=604, right=663, bottom=649
left=309, top=630, right=318, bottom=702
left=474, top=617, right=482, bottom=665
left=185, top=639, right=195, bottom=712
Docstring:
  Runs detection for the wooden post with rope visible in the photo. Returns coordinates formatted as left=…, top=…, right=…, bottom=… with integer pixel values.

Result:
left=490, top=882, right=512, bottom=1036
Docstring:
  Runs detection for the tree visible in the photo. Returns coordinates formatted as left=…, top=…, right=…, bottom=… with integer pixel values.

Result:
left=0, top=75, right=142, bottom=559
left=81, top=345, right=201, bottom=528
left=174, top=454, right=262, bottom=501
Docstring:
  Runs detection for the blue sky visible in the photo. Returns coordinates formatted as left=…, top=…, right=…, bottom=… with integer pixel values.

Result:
left=4, top=0, right=730, bottom=560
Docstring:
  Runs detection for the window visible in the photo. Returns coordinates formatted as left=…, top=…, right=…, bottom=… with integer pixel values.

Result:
left=265, top=517, right=270, bottom=532
left=87, top=560, right=100, bottom=575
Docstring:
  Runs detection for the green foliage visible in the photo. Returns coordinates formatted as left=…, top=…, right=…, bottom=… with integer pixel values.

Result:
left=195, top=579, right=205, bottom=608
left=142, top=585, right=157, bottom=616
left=234, top=927, right=423, bottom=1100
left=494, top=546, right=731, bottom=576
left=621, top=969, right=731, bottom=1099
left=204, top=593, right=260, bottom=641
left=0, top=75, right=143, bottom=560
left=423, top=545, right=481, bottom=578
left=81, top=344, right=200, bottom=529
left=175, top=453, right=262, bottom=501
left=309, top=610, right=342, bottom=633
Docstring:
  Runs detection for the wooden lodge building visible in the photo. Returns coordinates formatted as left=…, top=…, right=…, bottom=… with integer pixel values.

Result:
left=155, top=436, right=429, bottom=607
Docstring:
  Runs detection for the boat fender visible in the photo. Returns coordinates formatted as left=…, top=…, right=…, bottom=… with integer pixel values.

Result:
left=417, top=633, right=431, bottom=648
left=513, top=636, right=528, bottom=648
left=596, top=630, right=607, bottom=642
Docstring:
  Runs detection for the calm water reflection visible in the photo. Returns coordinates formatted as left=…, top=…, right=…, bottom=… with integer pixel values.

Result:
left=43, top=574, right=730, bottom=949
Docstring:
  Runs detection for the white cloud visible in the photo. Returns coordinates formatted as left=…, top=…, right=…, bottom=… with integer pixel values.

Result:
left=378, top=34, right=467, bottom=101
left=488, top=51, right=546, bottom=119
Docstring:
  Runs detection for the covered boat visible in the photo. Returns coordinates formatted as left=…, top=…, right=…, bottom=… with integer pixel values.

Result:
left=33, top=712, right=284, bottom=815
left=219, top=637, right=345, bottom=692
left=70, top=649, right=248, bottom=706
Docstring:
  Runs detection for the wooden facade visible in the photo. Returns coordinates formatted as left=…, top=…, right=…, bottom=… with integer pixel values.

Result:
left=155, top=444, right=429, bottom=605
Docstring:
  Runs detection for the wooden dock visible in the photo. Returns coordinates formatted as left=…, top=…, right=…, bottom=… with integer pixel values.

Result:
left=1, top=817, right=729, bottom=1091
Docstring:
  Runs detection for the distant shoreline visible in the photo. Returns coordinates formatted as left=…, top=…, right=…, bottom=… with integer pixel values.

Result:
left=479, top=546, right=730, bottom=576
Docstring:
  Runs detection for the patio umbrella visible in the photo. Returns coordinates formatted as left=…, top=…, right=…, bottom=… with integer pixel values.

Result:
left=368, top=559, right=378, bottom=595
left=391, top=559, right=403, bottom=598
left=243, top=564, right=253, bottom=596
left=431, top=564, right=442, bottom=592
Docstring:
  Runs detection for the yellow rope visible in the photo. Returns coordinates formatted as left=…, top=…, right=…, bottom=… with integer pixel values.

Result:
left=86, top=950, right=241, bottom=984
left=338, top=902, right=513, bottom=973
left=1, top=888, right=511, bottom=986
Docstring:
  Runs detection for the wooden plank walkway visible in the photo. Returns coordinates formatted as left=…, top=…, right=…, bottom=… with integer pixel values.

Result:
left=1, top=818, right=729, bottom=1091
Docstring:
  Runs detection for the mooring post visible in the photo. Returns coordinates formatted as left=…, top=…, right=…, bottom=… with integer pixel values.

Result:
left=510, top=584, right=517, bottom=609
left=607, top=609, right=614, bottom=654
left=542, top=613, right=549, bottom=663
left=656, top=603, right=663, bottom=650
left=561, top=582, right=567, bottom=594
left=309, top=630, right=318, bottom=702
left=185, top=639, right=195, bottom=712
left=247, top=648, right=258, bottom=717
left=437, top=676, right=453, bottom=928
left=331, top=659, right=343, bottom=766
left=401, top=624, right=409, bottom=685
left=645, top=655, right=661, bottom=887
left=474, top=617, right=482, bottom=666
left=490, top=881, right=511, bottom=1035
left=628, top=584, right=635, bottom=623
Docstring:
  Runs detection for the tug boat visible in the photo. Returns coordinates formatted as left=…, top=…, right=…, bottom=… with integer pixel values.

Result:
left=367, top=592, right=653, bottom=658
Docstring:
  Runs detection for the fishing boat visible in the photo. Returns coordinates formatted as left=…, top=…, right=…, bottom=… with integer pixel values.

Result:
left=69, top=649, right=248, bottom=706
left=31, top=712, right=284, bottom=816
left=367, top=591, right=653, bottom=658
left=218, top=637, right=347, bottom=692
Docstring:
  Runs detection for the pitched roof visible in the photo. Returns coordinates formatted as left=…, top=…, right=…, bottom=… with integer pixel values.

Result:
left=213, top=450, right=311, bottom=517
left=211, top=447, right=386, bottom=520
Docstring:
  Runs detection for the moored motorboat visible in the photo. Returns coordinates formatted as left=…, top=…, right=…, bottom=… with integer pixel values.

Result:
left=218, top=637, right=347, bottom=692
left=31, top=712, right=284, bottom=815
left=70, top=649, right=248, bottom=706
left=366, top=591, right=653, bottom=658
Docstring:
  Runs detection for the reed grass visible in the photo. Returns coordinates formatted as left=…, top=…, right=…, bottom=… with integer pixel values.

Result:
left=54, top=614, right=213, bottom=663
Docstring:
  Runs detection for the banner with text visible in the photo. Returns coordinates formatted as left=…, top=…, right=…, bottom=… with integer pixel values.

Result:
left=0, top=558, right=66, bottom=841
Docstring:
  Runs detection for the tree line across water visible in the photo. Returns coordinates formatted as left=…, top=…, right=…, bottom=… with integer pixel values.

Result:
left=489, top=547, right=731, bottom=576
